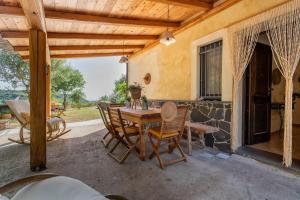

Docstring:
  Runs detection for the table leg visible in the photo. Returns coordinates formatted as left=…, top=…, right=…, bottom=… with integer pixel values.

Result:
left=139, top=123, right=145, bottom=161
left=187, top=126, right=192, bottom=155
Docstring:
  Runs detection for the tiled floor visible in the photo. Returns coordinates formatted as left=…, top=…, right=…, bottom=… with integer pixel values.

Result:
left=251, top=126, right=300, bottom=160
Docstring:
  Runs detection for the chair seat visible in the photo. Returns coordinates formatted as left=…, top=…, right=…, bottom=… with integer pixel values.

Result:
left=148, top=127, right=179, bottom=139
left=116, top=126, right=139, bottom=136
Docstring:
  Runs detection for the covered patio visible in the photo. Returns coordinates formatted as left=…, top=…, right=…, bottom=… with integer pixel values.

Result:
left=1, top=125, right=300, bottom=200
left=1, top=0, right=300, bottom=199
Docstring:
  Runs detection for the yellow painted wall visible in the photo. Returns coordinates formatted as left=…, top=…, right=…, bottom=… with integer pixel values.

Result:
left=128, top=0, right=288, bottom=100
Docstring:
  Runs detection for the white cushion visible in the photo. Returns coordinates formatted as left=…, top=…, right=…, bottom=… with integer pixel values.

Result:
left=11, top=176, right=107, bottom=200
left=0, top=194, right=9, bottom=200
left=6, top=100, right=30, bottom=125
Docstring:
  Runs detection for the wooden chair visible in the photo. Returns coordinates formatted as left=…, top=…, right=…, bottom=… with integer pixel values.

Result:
left=148, top=102, right=189, bottom=169
left=97, top=102, right=115, bottom=148
left=107, top=107, right=140, bottom=164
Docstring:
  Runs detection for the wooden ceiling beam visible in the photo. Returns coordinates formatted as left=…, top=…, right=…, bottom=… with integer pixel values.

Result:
left=0, top=5, right=23, bottom=16
left=17, top=0, right=50, bottom=63
left=45, top=10, right=180, bottom=28
left=0, top=31, right=28, bottom=38
left=1, top=31, right=159, bottom=40
left=131, top=0, right=242, bottom=58
left=0, top=5, right=179, bottom=27
left=14, top=45, right=144, bottom=51
left=147, top=0, right=212, bottom=9
left=22, top=52, right=133, bottom=59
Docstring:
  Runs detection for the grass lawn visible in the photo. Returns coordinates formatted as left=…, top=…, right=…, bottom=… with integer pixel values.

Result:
left=62, top=106, right=100, bottom=123
left=2, top=106, right=100, bottom=130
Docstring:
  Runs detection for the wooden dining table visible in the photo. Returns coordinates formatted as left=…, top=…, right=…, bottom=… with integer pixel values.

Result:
left=119, top=107, right=162, bottom=161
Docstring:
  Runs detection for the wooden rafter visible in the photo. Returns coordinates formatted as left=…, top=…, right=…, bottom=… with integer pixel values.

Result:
left=22, top=52, right=134, bottom=59
left=0, top=5, right=180, bottom=28
left=131, top=0, right=242, bottom=58
left=1, top=31, right=159, bottom=40
left=147, top=0, right=213, bottom=9
left=14, top=45, right=144, bottom=51
left=45, top=10, right=180, bottom=28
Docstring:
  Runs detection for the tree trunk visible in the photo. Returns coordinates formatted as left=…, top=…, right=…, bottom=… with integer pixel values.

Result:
left=63, top=94, right=67, bottom=110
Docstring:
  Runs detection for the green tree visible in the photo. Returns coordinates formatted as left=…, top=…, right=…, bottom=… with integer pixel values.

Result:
left=70, top=89, right=86, bottom=109
left=51, top=63, right=85, bottom=109
left=0, top=50, right=29, bottom=94
left=99, top=95, right=109, bottom=102
left=100, top=74, right=127, bottom=104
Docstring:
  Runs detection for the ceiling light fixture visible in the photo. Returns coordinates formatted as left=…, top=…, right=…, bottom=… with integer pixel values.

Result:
left=119, top=41, right=129, bottom=63
left=160, top=4, right=176, bottom=46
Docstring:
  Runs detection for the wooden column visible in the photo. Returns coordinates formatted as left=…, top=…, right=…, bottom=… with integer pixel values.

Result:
left=29, top=29, right=47, bottom=171
left=46, top=64, right=51, bottom=118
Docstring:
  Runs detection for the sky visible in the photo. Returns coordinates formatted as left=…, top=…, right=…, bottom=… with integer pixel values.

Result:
left=66, top=56, right=126, bottom=101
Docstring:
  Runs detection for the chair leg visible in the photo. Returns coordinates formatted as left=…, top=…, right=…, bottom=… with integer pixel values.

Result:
left=101, top=131, right=114, bottom=148
left=187, top=126, right=192, bottom=155
left=103, top=131, right=110, bottom=140
left=173, top=137, right=187, bottom=162
left=119, top=146, right=134, bottom=164
left=109, top=139, right=121, bottom=154
left=148, top=135, right=164, bottom=169
left=108, top=134, right=140, bottom=164
left=8, top=125, right=29, bottom=144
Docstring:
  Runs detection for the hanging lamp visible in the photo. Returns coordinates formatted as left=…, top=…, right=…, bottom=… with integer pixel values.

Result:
left=119, top=41, right=129, bottom=63
left=160, top=4, right=176, bottom=46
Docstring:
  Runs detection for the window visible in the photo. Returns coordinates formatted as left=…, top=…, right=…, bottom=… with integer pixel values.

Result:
left=199, top=40, right=222, bottom=100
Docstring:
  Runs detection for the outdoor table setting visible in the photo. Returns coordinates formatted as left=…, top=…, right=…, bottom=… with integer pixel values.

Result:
left=118, top=107, right=162, bottom=161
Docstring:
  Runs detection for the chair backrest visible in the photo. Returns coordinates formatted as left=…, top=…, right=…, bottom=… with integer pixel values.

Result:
left=6, top=100, right=30, bottom=125
left=107, top=107, right=135, bottom=145
left=106, top=107, right=123, bottom=130
left=160, top=102, right=189, bottom=137
left=97, top=102, right=111, bottom=131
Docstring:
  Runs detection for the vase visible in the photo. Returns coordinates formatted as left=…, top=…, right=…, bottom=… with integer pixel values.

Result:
left=130, top=89, right=141, bottom=100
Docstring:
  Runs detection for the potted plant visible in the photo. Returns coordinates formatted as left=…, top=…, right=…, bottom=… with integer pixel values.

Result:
left=128, top=82, right=143, bottom=100
left=141, top=95, right=148, bottom=110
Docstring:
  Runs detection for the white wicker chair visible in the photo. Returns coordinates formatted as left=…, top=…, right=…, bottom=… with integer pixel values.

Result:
left=6, top=100, right=70, bottom=144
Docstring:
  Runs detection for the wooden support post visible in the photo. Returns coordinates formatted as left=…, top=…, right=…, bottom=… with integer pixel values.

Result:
left=46, top=64, right=51, bottom=118
left=29, top=29, right=47, bottom=171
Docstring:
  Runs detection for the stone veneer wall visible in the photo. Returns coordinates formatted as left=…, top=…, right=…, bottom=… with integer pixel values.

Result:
left=148, top=100, right=232, bottom=153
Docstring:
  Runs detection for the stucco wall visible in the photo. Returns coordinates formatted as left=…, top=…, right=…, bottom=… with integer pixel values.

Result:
left=128, top=0, right=288, bottom=101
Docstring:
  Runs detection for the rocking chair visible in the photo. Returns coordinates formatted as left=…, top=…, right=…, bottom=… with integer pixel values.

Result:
left=6, top=100, right=70, bottom=144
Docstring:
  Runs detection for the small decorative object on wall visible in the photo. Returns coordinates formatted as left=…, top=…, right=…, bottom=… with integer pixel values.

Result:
left=144, top=73, right=151, bottom=85
left=272, top=68, right=282, bottom=85
left=128, top=82, right=143, bottom=109
left=141, top=95, right=148, bottom=110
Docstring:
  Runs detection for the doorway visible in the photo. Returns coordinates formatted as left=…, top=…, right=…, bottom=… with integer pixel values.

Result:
left=244, top=42, right=272, bottom=146
left=243, top=34, right=300, bottom=162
